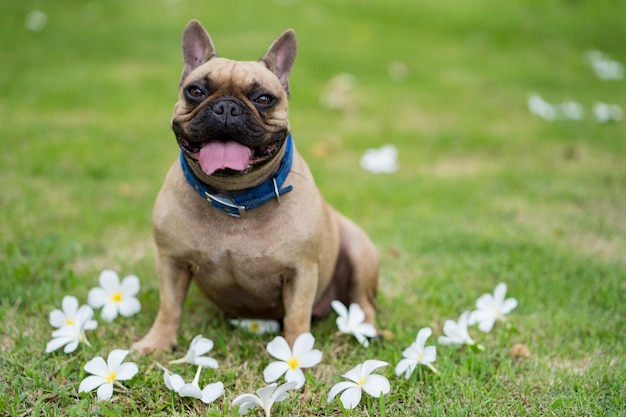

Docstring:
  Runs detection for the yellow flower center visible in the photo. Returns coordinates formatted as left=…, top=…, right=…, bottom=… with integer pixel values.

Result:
left=106, top=372, right=117, bottom=383
left=249, top=322, right=259, bottom=332
left=288, top=358, right=300, bottom=370
left=65, top=318, right=74, bottom=325
left=358, top=377, right=367, bottom=386
left=111, top=292, right=122, bottom=303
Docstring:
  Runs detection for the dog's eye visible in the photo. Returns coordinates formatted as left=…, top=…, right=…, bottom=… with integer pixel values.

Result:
left=185, top=85, right=206, bottom=100
left=253, top=94, right=274, bottom=106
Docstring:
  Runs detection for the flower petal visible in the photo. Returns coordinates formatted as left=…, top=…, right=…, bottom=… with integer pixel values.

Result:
left=422, top=346, right=437, bottom=363
left=501, top=298, right=518, bottom=315
left=493, top=283, right=507, bottom=304
left=120, top=275, right=140, bottom=296
left=232, top=393, right=263, bottom=414
left=84, top=356, right=109, bottom=377
left=164, top=371, right=185, bottom=392
left=190, top=335, right=214, bottom=355
left=62, top=295, right=79, bottom=316
left=179, top=384, right=203, bottom=400
left=347, top=303, right=365, bottom=325
left=284, top=368, right=306, bottom=389
left=394, top=358, right=416, bottom=378
left=45, top=336, right=72, bottom=353
left=291, top=332, right=315, bottom=357
left=201, top=382, right=224, bottom=403
left=195, top=356, right=219, bottom=369
left=106, top=349, right=129, bottom=372
left=49, top=309, right=66, bottom=328
left=87, top=287, right=107, bottom=309
left=362, top=374, right=390, bottom=398
left=269, top=381, right=298, bottom=403
left=327, top=381, right=356, bottom=402
left=96, top=382, right=114, bottom=401
left=475, top=293, right=494, bottom=310
left=477, top=315, right=497, bottom=333
left=298, top=349, right=322, bottom=368
left=339, top=386, right=362, bottom=410
left=63, top=340, right=79, bottom=353
left=266, top=336, right=292, bottom=362
left=98, top=270, right=120, bottom=291
left=118, top=297, right=141, bottom=317
left=415, top=327, right=432, bottom=349
left=330, top=300, right=348, bottom=318
left=360, top=359, right=388, bottom=377
left=115, top=362, right=138, bottom=381
left=79, top=375, right=106, bottom=394
left=263, top=361, right=289, bottom=383
left=100, top=303, right=118, bottom=322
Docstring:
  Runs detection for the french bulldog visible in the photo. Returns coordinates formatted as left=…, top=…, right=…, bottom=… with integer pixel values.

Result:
left=132, top=20, right=379, bottom=352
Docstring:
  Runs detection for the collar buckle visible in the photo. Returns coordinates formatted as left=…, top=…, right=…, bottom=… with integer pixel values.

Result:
left=204, top=192, right=246, bottom=217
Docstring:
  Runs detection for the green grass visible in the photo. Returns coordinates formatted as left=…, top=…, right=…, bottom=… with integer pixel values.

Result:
left=1, top=0, right=625, bottom=415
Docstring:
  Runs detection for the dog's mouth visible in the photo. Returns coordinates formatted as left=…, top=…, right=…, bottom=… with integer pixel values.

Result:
left=177, top=134, right=282, bottom=176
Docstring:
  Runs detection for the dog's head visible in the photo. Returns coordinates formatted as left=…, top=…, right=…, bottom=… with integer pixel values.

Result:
left=172, top=20, right=297, bottom=179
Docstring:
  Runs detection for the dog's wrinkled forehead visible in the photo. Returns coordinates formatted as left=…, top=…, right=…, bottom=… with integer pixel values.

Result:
left=184, top=58, right=285, bottom=96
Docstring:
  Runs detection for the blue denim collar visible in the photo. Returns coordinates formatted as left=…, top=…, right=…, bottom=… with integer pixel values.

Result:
left=179, top=134, right=294, bottom=217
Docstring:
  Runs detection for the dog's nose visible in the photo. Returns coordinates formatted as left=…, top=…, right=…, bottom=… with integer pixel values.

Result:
left=213, top=100, right=242, bottom=117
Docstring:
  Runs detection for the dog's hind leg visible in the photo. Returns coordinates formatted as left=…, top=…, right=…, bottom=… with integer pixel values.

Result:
left=313, top=211, right=378, bottom=326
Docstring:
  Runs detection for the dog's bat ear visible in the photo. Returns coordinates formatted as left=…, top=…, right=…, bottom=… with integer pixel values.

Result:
left=260, top=29, right=297, bottom=98
left=180, top=20, right=217, bottom=86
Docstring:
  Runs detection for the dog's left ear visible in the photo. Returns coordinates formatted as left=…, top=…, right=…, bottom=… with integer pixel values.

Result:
left=260, top=29, right=297, bottom=97
left=180, top=20, right=217, bottom=86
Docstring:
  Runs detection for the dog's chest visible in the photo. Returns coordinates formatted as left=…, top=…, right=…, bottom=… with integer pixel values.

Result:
left=190, top=245, right=295, bottom=318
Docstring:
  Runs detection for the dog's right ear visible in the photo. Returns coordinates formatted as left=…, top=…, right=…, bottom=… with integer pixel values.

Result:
left=180, top=20, right=216, bottom=86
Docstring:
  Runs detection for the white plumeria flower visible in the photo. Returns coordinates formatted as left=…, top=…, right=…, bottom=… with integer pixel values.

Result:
left=232, top=381, right=298, bottom=416
left=469, top=283, right=518, bottom=333
left=49, top=295, right=98, bottom=330
left=230, top=319, right=280, bottom=334
left=331, top=300, right=377, bottom=347
left=394, top=327, right=438, bottom=378
left=45, top=304, right=97, bottom=353
left=88, top=269, right=141, bottom=322
left=163, top=365, right=224, bottom=404
left=169, top=335, right=219, bottom=368
left=327, top=359, right=390, bottom=410
left=78, top=349, right=138, bottom=401
left=438, top=311, right=483, bottom=349
left=263, top=332, right=322, bottom=389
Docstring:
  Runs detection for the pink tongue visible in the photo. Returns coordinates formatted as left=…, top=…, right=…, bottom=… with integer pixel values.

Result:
left=198, top=141, right=252, bottom=175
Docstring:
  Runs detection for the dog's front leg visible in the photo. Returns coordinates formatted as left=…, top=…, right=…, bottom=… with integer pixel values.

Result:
left=282, top=263, right=319, bottom=346
left=132, top=255, right=192, bottom=353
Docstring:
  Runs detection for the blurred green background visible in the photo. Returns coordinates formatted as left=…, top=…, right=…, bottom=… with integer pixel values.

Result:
left=1, top=0, right=625, bottom=415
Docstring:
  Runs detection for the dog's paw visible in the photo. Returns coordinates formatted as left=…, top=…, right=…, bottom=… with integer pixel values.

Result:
left=131, top=334, right=176, bottom=354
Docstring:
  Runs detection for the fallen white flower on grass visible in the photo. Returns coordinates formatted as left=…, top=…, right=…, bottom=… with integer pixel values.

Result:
left=585, top=50, right=624, bottom=81
left=594, top=102, right=623, bottom=123
left=394, top=327, right=438, bottom=378
left=230, top=319, right=280, bottom=334
left=331, top=300, right=377, bottom=347
left=88, top=270, right=141, bottom=322
left=327, top=359, right=390, bottom=410
left=49, top=295, right=98, bottom=330
left=163, top=365, right=224, bottom=404
left=263, top=332, right=322, bottom=389
left=169, top=335, right=218, bottom=369
left=438, top=311, right=483, bottom=349
left=469, top=283, right=518, bottom=333
left=78, top=349, right=138, bottom=401
left=232, top=381, right=298, bottom=416
left=45, top=304, right=97, bottom=353
left=360, top=144, right=399, bottom=174
left=528, top=94, right=557, bottom=121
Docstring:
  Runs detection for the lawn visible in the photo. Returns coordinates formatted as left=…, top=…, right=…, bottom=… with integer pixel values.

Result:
left=1, top=0, right=625, bottom=415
